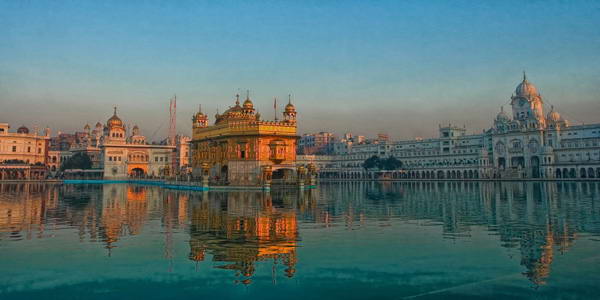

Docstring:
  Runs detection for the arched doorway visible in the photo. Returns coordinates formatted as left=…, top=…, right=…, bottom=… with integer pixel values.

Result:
left=220, top=165, right=228, bottom=183
left=531, top=156, right=540, bottom=178
left=130, top=168, right=145, bottom=178
left=498, top=157, right=506, bottom=169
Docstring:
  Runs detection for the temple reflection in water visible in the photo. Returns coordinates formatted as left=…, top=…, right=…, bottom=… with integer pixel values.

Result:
left=1, top=181, right=599, bottom=286
left=188, top=191, right=300, bottom=283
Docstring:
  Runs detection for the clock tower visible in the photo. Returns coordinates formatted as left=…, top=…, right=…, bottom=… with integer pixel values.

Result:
left=510, top=72, right=545, bottom=128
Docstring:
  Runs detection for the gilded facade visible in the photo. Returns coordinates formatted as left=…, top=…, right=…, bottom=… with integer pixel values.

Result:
left=191, top=95, right=299, bottom=186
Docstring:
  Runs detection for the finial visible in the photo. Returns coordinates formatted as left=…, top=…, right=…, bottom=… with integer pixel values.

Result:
left=113, top=106, right=117, bottom=115
left=235, top=94, right=240, bottom=105
left=551, top=105, right=554, bottom=111
left=246, top=90, right=250, bottom=100
left=288, top=94, right=292, bottom=104
left=199, top=104, right=202, bottom=113
left=500, top=106, right=504, bottom=112
left=523, top=70, right=527, bottom=81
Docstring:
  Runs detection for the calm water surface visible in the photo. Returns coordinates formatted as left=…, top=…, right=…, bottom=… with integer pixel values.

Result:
left=1, top=182, right=599, bottom=299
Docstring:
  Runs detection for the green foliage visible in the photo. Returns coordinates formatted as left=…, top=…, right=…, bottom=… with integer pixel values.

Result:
left=363, top=155, right=403, bottom=170
left=381, top=156, right=403, bottom=170
left=61, top=153, right=92, bottom=171
left=363, top=155, right=380, bottom=170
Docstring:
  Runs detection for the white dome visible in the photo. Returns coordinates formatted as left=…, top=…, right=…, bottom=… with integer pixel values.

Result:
left=546, top=106, right=563, bottom=122
left=496, top=107, right=510, bottom=122
left=515, top=73, right=539, bottom=96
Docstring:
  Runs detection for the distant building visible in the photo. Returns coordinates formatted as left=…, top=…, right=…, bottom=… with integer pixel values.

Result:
left=314, top=74, right=600, bottom=180
left=174, top=135, right=191, bottom=174
left=297, top=132, right=336, bottom=155
left=100, top=108, right=175, bottom=179
left=0, top=123, right=51, bottom=179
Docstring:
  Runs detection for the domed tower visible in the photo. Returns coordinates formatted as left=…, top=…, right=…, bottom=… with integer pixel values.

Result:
left=510, top=72, right=545, bottom=128
left=17, top=125, right=29, bottom=134
left=242, top=92, right=256, bottom=116
left=106, top=107, right=126, bottom=144
left=129, top=124, right=146, bottom=144
left=192, top=104, right=209, bottom=129
left=283, top=95, right=297, bottom=124
left=493, top=106, right=511, bottom=132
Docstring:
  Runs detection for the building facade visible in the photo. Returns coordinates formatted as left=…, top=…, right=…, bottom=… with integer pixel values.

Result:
left=191, top=95, right=299, bottom=186
left=0, top=123, right=51, bottom=180
left=99, top=108, right=175, bottom=179
left=297, top=132, right=336, bottom=155
left=312, top=74, right=600, bottom=180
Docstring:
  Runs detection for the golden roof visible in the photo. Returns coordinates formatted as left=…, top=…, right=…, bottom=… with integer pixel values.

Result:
left=107, top=107, right=123, bottom=128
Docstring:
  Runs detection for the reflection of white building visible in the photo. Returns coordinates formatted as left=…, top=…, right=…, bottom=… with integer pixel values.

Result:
left=313, top=74, right=600, bottom=180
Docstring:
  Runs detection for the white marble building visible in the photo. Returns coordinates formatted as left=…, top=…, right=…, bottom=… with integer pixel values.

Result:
left=311, top=74, right=600, bottom=180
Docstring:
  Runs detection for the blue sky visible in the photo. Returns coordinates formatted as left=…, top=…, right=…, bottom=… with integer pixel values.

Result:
left=1, top=0, right=599, bottom=139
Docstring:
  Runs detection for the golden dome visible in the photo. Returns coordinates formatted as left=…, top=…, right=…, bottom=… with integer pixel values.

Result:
left=194, top=105, right=207, bottom=121
left=284, top=95, right=296, bottom=113
left=285, top=102, right=295, bottom=113
left=107, top=107, right=123, bottom=128
left=243, top=98, right=254, bottom=109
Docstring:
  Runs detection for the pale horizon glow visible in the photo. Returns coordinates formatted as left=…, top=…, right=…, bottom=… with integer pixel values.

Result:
left=1, top=0, right=599, bottom=140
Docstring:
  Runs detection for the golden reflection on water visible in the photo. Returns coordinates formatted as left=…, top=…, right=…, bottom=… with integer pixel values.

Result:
left=0, top=181, right=599, bottom=287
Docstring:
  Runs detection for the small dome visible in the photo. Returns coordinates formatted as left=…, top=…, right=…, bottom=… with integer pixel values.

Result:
left=515, top=73, right=539, bottom=96
left=243, top=98, right=254, bottom=109
left=17, top=125, right=29, bottom=134
left=195, top=111, right=206, bottom=119
left=546, top=106, right=561, bottom=122
left=95, top=122, right=103, bottom=128
left=285, top=102, right=296, bottom=113
left=194, top=104, right=207, bottom=121
left=496, top=107, right=510, bottom=122
left=107, top=107, right=123, bottom=128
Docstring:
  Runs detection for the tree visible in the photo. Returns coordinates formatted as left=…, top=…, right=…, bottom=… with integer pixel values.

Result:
left=381, top=156, right=403, bottom=170
left=363, top=155, right=403, bottom=171
left=363, top=155, right=381, bottom=170
left=61, top=152, right=92, bottom=171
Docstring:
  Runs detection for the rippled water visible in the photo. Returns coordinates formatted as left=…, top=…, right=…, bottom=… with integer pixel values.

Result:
left=1, top=182, right=600, bottom=299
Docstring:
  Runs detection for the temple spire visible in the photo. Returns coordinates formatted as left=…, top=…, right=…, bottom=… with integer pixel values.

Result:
left=523, top=70, right=527, bottom=81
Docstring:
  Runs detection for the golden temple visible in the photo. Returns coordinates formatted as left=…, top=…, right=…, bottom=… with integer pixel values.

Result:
left=191, top=94, right=302, bottom=186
